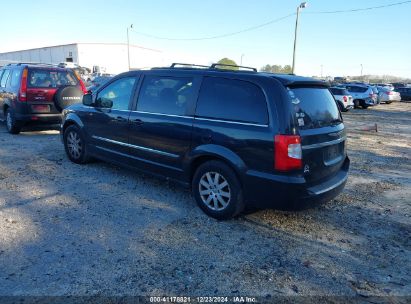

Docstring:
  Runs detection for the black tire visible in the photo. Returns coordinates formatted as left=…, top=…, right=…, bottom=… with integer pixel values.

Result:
left=192, top=160, right=245, bottom=220
left=360, top=100, right=369, bottom=109
left=63, top=125, right=90, bottom=164
left=353, top=100, right=360, bottom=109
left=5, top=108, right=22, bottom=134
left=386, top=101, right=392, bottom=104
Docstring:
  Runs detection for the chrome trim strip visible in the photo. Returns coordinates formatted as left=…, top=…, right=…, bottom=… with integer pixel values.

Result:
left=302, top=137, right=346, bottom=150
left=131, top=110, right=269, bottom=127
left=194, top=117, right=269, bottom=127
left=132, top=110, right=192, bottom=119
left=92, top=136, right=179, bottom=158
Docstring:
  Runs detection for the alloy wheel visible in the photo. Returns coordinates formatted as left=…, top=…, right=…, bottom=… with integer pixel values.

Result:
left=66, top=131, right=82, bottom=159
left=198, top=171, right=231, bottom=211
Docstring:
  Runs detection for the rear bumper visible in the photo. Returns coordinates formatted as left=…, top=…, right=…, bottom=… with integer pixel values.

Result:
left=14, top=113, right=62, bottom=124
left=243, top=157, right=350, bottom=209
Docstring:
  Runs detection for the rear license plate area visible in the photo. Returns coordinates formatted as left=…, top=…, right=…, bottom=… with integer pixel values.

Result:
left=324, top=143, right=344, bottom=165
left=31, top=105, right=50, bottom=113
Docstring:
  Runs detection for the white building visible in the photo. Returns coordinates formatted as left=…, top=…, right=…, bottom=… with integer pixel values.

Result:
left=0, top=43, right=164, bottom=74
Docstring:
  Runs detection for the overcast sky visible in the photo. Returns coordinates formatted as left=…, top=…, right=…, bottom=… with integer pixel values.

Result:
left=1, top=0, right=410, bottom=77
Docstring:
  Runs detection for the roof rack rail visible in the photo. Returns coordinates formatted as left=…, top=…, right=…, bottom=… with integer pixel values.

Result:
left=210, top=63, right=257, bottom=72
left=6, top=62, right=60, bottom=67
left=170, top=63, right=209, bottom=69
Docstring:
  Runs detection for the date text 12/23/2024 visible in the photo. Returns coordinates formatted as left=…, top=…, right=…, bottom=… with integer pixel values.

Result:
left=149, top=296, right=257, bottom=303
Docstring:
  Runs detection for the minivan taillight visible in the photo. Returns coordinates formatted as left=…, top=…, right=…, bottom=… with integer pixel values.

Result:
left=343, top=96, right=348, bottom=102
left=18, top=68, right=28, bottom=102
left=274, top=135, right=302, bottom=171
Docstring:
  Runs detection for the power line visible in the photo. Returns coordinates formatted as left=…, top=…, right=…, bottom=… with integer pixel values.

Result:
left=130, top=0, right=411, bottom=41
left=307, top=0, right=411, bottom=14
left=130, top=13, right=295, bottom=41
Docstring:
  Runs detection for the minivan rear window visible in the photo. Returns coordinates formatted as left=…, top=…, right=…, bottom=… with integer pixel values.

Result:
left=288, top=87, right=341, bottom=130
left=28, top=69, right=78, bottom=88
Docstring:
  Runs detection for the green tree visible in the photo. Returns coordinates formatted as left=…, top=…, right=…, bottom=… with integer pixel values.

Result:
left=260, top=64, right=292, bottom=74
left=216, top=58, right=238, bottom=70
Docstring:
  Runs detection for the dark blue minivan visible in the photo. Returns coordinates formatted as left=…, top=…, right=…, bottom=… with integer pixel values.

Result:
left=61, top=63, right=349, bottom=219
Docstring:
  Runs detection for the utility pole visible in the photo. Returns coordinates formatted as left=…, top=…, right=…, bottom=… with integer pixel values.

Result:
left=291, top=2, right=307, bottom=74
left=240, top=54, right=245, bottom=65
left=127, top=24, right=133, bottom=71
left=321, top=64, right=323, bottom=78
left=360, top=64, right=363, bottom=78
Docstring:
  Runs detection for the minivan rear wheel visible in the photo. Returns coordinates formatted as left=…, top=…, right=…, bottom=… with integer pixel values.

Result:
left=5, top=108, right=22, bottom=134
left=192, top=160, right=245, bottom=220
left=63, top=125, right=90, bottom=164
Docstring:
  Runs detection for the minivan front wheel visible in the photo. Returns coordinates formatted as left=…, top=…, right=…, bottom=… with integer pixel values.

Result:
left=63, top=125, right=90, bottom=164
left=5, top=109, right=22, bottom=134
left=192, top=160, right=245, bottom=220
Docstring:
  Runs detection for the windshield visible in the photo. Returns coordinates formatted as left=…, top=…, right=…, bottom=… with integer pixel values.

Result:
left=28, top=68, right=78, bottom=88
left=288, top=87, right=341, bottom=130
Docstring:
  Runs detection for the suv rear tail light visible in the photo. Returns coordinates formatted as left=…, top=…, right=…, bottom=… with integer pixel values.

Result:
left=18, top=68, right=28, bottom=102
left=79, top=79, right=87, bottom=94
left=343, top=96, right=348, bottom=102
left=274, top=135, right=302, bottom=171
left=74, top=71, right=87, bottom=94
left=386, top=91, right=393, bottom=95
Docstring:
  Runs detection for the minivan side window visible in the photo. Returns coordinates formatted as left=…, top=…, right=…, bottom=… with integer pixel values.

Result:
left=96, top=77, right=136, bottom=110
left=196, top=77, right=268, bottom=125
left=0, top=70, right=11, bottom=88
left=136, top=76, right=194, bottom=116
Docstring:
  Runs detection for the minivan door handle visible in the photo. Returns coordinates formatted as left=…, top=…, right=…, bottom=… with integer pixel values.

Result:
left=114, top=116, right=127, bottom=123
left=132, top=119, right=144, bottom=126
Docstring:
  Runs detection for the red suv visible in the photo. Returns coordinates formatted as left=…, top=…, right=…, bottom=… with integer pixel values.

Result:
left=0, top=63, right=87, bottom=134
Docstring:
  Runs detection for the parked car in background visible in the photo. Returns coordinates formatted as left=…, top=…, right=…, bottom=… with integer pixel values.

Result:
left=339, top=84, right=377, bottom=109
left=376, top=86, right=401, bottom=103
left=373, top=83, right=394, bottom=91
left=61, top=63, right=349, bottom=219
left=0, top=63, right=87, bottom=134
left=329, top=87, right=354, bottom=111
left=396, top=87, right=411, bottom=101
left=86, top=72, right=115, bottom=83
left=370, top=86, right=380, bottom=104
left=86, top=76, right=113, bottom=92
left=392, top=82, right=409, bottom=90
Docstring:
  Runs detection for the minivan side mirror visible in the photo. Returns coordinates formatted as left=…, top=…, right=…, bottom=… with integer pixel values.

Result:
left=82, top=93, right=94, bottom=106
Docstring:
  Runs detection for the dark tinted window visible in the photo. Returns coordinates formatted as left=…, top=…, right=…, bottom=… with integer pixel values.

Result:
left=96, top=77, right=136, bottom=110
left=330, top=88, right=349, bottom=95
left=348, top=86, right=368, bottom=93
left=28, top=69, right=78, bottom=88
left=288, top=87, right=341, bottom=130
left=0, top=70, right=11, bottom=88
left=137, top=76, right=194, bottom=116
left=196, top=77, right=268, bottom=124
left=9, top=69, right=22, bottom=88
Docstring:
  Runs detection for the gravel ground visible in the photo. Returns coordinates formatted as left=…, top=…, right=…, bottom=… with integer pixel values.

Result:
left=0, top=102, right=410, bottom=298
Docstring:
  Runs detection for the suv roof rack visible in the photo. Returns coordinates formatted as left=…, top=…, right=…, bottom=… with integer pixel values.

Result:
left=170, top=63, right=209, bottom=69
left=6, top=62, right=61, bottom=67
left=210, top=63, right=257, bottom=72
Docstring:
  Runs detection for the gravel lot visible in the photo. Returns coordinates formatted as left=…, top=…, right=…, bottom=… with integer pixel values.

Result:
left=0, top=102, right=410, bottom=298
